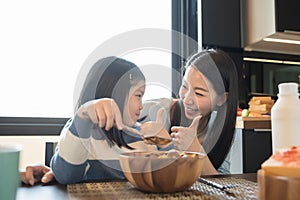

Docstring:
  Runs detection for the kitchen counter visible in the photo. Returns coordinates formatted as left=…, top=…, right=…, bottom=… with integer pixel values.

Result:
left=235, top=116, right=271, bottom=129
left=231, top=117, right=272, bottom=174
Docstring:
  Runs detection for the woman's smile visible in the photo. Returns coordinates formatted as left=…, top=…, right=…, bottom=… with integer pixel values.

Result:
left=184, top=105, right=200, bottom=117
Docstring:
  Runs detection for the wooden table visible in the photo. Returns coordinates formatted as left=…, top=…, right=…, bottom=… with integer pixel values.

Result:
left=17, top=173, right=257, bottom=200
left=17, top=183, right=67, bottom=200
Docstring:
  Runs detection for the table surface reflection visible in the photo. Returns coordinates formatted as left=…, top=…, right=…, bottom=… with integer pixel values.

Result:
left=17, top=173, right=257, bottom=200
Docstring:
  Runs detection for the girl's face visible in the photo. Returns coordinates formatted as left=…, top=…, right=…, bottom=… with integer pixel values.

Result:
left=179, top=66, right=222, bottom=120
left=123, top=80, right=145, bottom=126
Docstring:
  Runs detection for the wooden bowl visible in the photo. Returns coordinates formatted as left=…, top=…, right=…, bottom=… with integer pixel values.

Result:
left=120, top=150, right=206, bottom=193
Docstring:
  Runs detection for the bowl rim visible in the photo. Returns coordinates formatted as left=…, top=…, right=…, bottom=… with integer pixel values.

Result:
left=120, top=150, right=207, bottom=158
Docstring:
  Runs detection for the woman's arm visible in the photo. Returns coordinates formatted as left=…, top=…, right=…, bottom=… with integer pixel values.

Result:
left=201, top=157, right=219, bottom=175
left=170, top=115, right=219, bottom=175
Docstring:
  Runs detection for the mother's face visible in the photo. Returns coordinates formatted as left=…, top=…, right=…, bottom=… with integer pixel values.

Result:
left=179, top=66, right=220, bottom=120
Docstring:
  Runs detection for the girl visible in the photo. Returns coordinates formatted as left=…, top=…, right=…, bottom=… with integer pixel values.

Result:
left=21, top=56, right=153, bottom=185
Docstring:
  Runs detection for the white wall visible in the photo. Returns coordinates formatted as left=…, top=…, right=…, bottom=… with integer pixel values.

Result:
left=0, top=136, right=59, bottom=170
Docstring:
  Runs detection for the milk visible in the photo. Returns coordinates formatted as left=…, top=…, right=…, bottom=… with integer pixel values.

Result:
left=271, top=82, right=300, bottom=153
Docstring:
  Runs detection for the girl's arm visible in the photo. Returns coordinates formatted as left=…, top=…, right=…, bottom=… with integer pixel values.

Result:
left=78, top=98, right=123, bottom=131
left=20, top=109, right=92, bottom=185
left=20, top=164, right=54, bottom=186
left=51, top=98, right=127, bottom=184
left=50, top=114, right=92, bottom=184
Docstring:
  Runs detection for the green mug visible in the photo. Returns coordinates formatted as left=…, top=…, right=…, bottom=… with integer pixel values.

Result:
left=0, top=144, right=22, bottom=200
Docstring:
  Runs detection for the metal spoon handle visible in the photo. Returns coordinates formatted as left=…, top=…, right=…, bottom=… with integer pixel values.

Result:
left=198, top=177, right=225, bottom=190
left=122, top=125, right=172, bottom=145
left=198, top=177, right=240, bottom=197
left=122, top=125, right=144, bottom=136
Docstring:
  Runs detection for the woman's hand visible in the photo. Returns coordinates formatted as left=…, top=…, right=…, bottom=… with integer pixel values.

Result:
left=20, top=163, right=54, bottom=186
left=171, top=115, right=219, bottom=175
left=78, top=98, right=123, bottom=131
left=170, top=115, right=202, bottom=152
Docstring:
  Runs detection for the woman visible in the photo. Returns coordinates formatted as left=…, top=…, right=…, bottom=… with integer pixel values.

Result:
left=151, top=48, right=238, bottom=174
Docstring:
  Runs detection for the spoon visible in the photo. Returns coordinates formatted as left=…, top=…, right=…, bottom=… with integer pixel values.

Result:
left=122, top=125, right=173, bottom=145
left=198, top=177, right=239, bottom=196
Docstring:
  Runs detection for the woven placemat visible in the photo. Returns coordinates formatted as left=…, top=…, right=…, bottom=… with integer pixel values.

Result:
left=67, top=177, right=258, bottom=200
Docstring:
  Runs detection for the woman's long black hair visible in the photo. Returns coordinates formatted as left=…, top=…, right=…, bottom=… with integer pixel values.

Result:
left=172, top=49, right=238, bottom=169
left=75, top=56, right=145, bottom=149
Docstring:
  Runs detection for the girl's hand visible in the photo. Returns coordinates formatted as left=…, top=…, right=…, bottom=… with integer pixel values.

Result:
left=170, top=115, right=202, bottom=152
left=78, top=98, right=123, bottom=131
left=140, top=108, right=171, bottom=144
left=20, top=163, right=54, bottom=186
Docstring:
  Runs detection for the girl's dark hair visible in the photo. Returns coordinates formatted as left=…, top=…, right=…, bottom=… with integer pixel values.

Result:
left=76, top=56, right=145, bottom=149
left=174, top=49, right=238, bottom=169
